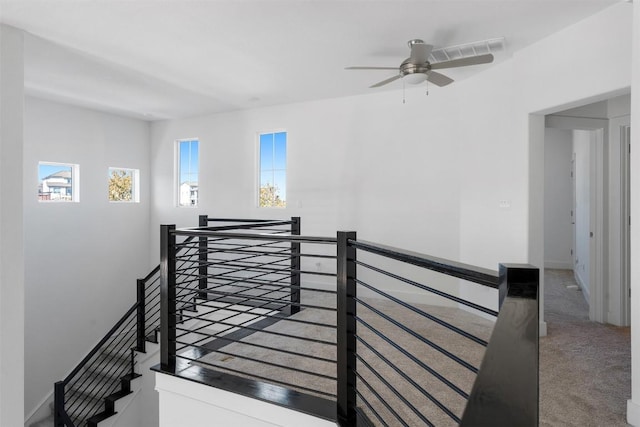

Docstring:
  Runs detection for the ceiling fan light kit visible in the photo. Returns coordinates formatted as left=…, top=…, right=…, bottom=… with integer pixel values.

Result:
left=346, top=38, right=497, bottom=89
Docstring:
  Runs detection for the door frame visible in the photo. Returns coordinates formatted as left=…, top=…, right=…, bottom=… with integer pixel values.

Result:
left=544, top=115, right=608, bottom=323
left=621, top=121, right=631, bottom=325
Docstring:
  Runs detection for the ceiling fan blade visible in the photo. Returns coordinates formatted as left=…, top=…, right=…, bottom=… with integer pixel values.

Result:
left=410, top=43, right=433, bottom=63
left=370, top=74, right=402, bottom=88
left=345, top=66, right=398, bottom=70
left=430, top=53, right=494, bottom=70
left=426, top=71, right=454, bottom=87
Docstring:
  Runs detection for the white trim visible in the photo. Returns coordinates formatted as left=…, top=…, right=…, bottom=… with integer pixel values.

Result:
left=544, top=115, right=608, bottom=324
left=539, top=321, right=548, bottom=337
left=628, top=399, right=640, bottom=426
left=590, top=127, right=606, bottom=323
left=24, top=389, right=53, bottom=426
left=574, top=268, right=591, bottom=303
left=622, top=123, right=631, bottom=325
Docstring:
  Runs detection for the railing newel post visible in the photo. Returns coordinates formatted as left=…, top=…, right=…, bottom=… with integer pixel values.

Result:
left=160, top=224, right=177, bottom=371
left=54, top=381, right=65, bottom=427
left=461, top=263, right=539, bottom=427
left=136, top=278, right=146, bottom=353
left=198, top=215, right=208, bottom=300
left=337, top=231, right=357, bottom=426
left=290, top=216, right=301, bottom=315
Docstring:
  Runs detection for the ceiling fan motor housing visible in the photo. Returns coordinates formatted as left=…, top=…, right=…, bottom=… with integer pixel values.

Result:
left=400, top=59, right=431, bottom=78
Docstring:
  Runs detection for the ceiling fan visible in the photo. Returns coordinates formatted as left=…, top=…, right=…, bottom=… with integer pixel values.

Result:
left=345, top=39, right=494, bottom=88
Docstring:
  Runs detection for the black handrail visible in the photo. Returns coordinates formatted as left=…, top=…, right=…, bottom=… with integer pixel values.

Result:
left=350, top=239, right=499, bottom=288
left=142, top=265, right=160, bottom=283
left=205, top=217, right=289, bottom=223
left=174, top=228, right=337, bottom=244
left=62, top=302, right=139, bottom=385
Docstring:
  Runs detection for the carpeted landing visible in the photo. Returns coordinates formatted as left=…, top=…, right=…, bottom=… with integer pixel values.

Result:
left=540, top=269, right=630, bottom=427
left=192, top=270, right=630, bottom=426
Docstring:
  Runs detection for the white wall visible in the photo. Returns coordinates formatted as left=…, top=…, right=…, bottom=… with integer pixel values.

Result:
left=0, top=23, right=25, bottom=427
left=544, top=128, right=573, bottom=269
left=149, top=87, right=463, bottom=297
left=23, top=97, right=152, bottom=418
left=146, top=2, right=638, bottom=424
left=149, top=3, right=633, bottom=322
left=573, top=130, right=594, bottom=296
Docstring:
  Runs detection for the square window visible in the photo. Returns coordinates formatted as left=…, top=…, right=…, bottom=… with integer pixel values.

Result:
left=259, top=132, right=286, bottom=208
left=108, top=167, right=140, bottom=202
left=38, top=162, right=79, bottom=202
left=177, top=139, right=199, bottom=207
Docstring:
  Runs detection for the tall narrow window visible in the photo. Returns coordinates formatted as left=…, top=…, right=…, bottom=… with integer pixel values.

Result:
left=259, top=131, right=286, bottom=208
left=177, top=139, right=199, bottom=206
left=108, top=167, right=140, bottom=202
left=38, top=161, right=79, bottom=202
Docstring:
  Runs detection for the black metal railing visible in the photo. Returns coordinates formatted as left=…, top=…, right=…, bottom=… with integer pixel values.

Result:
left=54, top=303, right=140, bottom=427
left=54, top=216, right=290, bottom=427
left=158, top=218, right=340, bottom=401
left=341, top=234, right=538, bottom=427
left=158, top=224, right=539, bottom=426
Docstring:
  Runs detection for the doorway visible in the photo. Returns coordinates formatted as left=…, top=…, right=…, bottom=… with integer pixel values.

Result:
left=543, top=94, right=631, bottom=326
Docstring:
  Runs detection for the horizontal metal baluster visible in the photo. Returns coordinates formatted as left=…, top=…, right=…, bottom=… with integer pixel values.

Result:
left=356, top=352, right=436, bottom=427
left=356, top=259, right=498, bottom=317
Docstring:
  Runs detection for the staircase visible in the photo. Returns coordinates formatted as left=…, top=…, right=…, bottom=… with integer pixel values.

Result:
left=32, top=217, right=291, bottom=427
left=45, top=252, right=181, bottom=427
left=30, top=336, right=160, bottom=427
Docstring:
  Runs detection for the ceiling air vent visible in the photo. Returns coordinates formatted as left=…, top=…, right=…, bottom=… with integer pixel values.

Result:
left=429, top=37, right=506, bottom=63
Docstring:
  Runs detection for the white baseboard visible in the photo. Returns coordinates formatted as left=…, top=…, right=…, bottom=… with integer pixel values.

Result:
left=574, top=270, right=590, bottom=301
left=627, top=399, right=640, bottom=426
left=539, top=320, right=548, bottom=337
left=544, top=261, right=573, bottom=270
left=24, top=390, right=53, bottom=427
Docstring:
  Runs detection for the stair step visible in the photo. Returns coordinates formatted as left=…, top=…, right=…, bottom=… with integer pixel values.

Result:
left=145, top=326, right=160, bottom=344
left=65, top=392, right=105, bottom=425
left=87, top=408, right=117, bottom=427
left=96, top=348, right=132, bottom=364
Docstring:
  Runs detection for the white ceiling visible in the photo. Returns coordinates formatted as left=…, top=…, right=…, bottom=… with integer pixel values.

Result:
left=0, top=0, right=621, bottom=121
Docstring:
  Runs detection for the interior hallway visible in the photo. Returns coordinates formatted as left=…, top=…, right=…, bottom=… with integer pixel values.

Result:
left=541, top=269, right=631, bottom=426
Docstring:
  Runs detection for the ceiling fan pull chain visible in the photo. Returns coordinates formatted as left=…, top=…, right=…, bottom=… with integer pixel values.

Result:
left=426, top=80, right=429, bottom=96
left=402, top=77, right=406, bottom=104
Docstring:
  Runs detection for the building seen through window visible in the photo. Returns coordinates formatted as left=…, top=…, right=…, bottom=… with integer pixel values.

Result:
left=178, top=139, right=199, bottom=206
left=38, top=162, right=77, bottom=202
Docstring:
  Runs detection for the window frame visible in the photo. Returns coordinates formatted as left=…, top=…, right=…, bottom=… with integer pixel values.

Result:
left=107, top=167, right=140, bottom=203
left=37, top=161, right=80, bottom=203
left=257, top=130, right=287, bottom=209
left=175, top=138, right=200, bottom=207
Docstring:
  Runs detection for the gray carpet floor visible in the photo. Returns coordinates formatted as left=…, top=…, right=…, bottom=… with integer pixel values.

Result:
left=540, top=269, right=631, bottom=427
left=193, top=269, right=631, bottom=426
